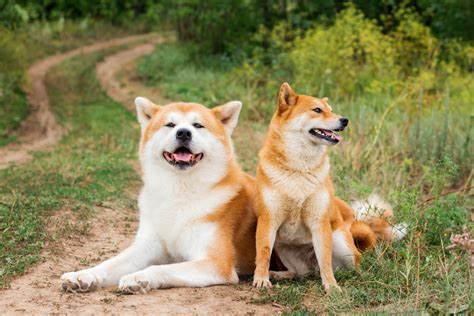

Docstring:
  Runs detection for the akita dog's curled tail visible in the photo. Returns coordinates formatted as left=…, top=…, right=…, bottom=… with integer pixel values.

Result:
left=253, top=83, right=406, bottom=291
left=61, top=98, right=258, bottom=294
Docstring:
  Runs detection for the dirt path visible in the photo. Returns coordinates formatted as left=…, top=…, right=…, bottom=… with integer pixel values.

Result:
left=0, top=39, right=279, bottom=314
left=0, top=33, right=156, bottom=170
left=0, top=204, right=275, bottom=314
left=96, top=38, right=170, bottom=109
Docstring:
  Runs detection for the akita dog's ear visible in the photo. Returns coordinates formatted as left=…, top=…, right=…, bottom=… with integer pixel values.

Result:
left=278, top=82, right=297, bottom=113
left=212, top=101, right=242, bottom=135
left=135, top=97, right=160, bottom=132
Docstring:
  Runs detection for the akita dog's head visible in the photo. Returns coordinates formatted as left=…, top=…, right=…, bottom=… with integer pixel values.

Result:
left=135, top=97, right=241, bottom=175
left=274, top=82, right=348, bottom=146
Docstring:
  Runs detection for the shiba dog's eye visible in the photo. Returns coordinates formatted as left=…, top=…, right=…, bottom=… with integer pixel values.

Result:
left=313, top=107, right=323, bottom=113
left=165, top=122, right=176, bottom=128
left=193, top=123, right=204, bottom=129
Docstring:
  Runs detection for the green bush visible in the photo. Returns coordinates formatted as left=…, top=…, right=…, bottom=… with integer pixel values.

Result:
left=420, top=194, right=469, bottom=246
left=290, top=6, right=399, bottom=97
left=0, top=0, right=155, bottom=27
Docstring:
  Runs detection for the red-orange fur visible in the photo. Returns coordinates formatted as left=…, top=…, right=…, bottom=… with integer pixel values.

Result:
left=254, top=83, right=386, bottom=290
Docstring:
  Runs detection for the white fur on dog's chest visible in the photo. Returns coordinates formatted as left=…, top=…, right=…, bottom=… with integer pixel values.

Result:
left=138, top=184, right=236, bottom=261
left=261, top=159, right=329, bottom=202
left=263, top=183, right=330, bottom=246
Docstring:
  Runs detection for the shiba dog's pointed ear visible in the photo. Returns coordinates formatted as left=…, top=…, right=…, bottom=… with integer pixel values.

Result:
left=278, top=82, right=297, bottom=113
left=212, top=101, right=242, bottom=135
left=135, top=97, right=160, bottom=132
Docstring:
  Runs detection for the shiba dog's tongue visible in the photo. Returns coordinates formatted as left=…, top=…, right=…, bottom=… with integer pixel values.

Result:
left=322, top=129, right=342, bottom=141
left=173, top=152, right=193, bottom=162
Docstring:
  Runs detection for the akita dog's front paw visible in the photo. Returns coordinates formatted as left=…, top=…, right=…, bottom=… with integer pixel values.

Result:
left=119, top=273, right=151, bottom=294
left=60, top=270, right=101, bottom=293
left=253, top=275, right=272, bottom=288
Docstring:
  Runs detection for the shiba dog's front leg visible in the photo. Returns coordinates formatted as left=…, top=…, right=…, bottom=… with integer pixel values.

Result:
left=307, top=217, right=340, bottom=291
left=61, top=232, right=162, bottom=292
left=118, top=258, right=238, bottom=294
left=253, top=211, right=281, bottom=288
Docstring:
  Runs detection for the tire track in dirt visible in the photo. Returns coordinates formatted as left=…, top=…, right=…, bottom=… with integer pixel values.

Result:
left=0, top=39, right=279, bottom=314
left=0, top=33, right=156, bottom=170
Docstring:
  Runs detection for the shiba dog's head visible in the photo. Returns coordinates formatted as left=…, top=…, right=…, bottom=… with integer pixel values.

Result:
left=135, top=97, right=241, bottom=178
left=273, top=82, right=348, bottom=146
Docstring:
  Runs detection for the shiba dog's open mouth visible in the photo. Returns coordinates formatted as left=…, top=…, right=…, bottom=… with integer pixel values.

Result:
left=309, top=128, right=342, bottom=144
left=163, top=146, right=204, bottom=169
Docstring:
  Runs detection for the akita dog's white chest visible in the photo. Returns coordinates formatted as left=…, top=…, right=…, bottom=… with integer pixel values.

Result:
left=138, top=185, right=236, bottom=261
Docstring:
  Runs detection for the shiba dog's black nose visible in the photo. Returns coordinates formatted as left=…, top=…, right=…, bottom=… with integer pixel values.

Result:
left=176, top=128, right=192, bottom=142
left=340, top=118, right=349, bottom=127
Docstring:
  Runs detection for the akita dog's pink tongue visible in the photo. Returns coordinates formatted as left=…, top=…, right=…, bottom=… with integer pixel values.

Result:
left=173, top=152, right=193, bottom=162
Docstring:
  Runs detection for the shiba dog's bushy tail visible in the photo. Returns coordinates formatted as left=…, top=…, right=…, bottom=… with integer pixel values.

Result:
left=350, top=194, right=407, bottom=250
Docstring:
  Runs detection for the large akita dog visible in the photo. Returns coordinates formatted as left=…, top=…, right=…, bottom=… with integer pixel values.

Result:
left=61, top=98, right=257, bottom=293
left=253, top=83, right=406, bottom=291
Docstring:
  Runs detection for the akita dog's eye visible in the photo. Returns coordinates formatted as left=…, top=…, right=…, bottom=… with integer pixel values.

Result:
left=165, top=122, right=176, bottom=128
left=313, top=107, right=323, bottom=113
left=193, top=123, right=204, bottom=129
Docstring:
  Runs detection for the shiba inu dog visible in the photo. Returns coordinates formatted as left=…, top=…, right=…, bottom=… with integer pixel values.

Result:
left=61, top=97, right=258, bottom=293
left=253, top=83, right=406, bottom=291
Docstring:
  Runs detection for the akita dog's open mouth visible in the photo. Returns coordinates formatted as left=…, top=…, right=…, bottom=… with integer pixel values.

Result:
left=309, top=128, right=342, bottom=144
left=163, top=146, right=203, bottom=169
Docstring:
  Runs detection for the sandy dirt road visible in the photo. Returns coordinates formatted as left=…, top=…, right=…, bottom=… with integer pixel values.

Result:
left=0, top=205, right=276, bottom=314
left=0, top=38, right=279, bottom=315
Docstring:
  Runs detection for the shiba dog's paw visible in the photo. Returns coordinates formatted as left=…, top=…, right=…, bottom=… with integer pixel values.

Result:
left=324, top=283, right=342, bottom=293
left=253, top=275, right=272, bottom=288
left=60, top=270, right=101, bottom=293
left=119, top=273, right=151, bottom=294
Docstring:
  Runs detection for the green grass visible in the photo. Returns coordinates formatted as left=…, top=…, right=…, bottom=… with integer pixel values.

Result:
left=137, top=43, right=238, bottom=106
left=137, top=43, right=473, bottom=313
left=0, top=51, right=140, bottom=288
left=0, top=89, right=28, bottom=146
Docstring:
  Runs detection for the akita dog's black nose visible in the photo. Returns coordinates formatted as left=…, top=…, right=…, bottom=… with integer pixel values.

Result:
left=340, top=118, right=349, bottom=127
left=176, top=128, right=192, bottom=142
